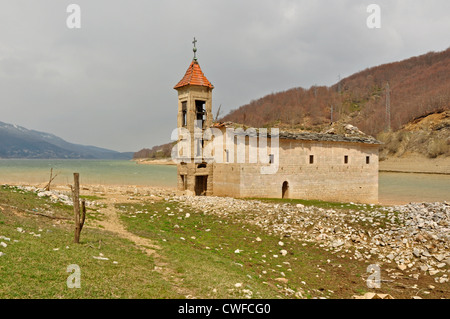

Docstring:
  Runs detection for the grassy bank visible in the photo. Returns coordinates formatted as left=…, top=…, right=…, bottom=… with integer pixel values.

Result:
left=1, top=185, right=447, bottom=299
left=116, top=200, right=380, bottom=299
left=0, top=186, right=179, bottom=298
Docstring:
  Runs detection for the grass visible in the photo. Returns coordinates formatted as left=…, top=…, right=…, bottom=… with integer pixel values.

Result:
left=245, top=197, right=380, bottom=211
left=116, top=200, right=373, bottom=299
left=1, top=186, right=445, bottom=299
left=0, top=186, right=180, bottom=299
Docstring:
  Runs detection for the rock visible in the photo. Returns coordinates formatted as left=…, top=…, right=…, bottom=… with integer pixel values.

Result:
left=280, top=250, right=288, bottom=256
left=93, top=256, right=109, bottom=261
left=0, top=252, right=4, bottom=257
left=398, top=264, right=407, bottom=271
left=256, top=237, right=262, bottom=242
left=353, top=293, right=394, bottom=299
left=275, top=278, right=289, bottom=284
left=234, top=283, right=242, bottom=288
left=278, top=241, right=284, bottom=246
left=413, top=248, right=421, bottom=258
left=436, top=263, right=446, bottom=268
left=234, top=249, right=241, bottom=254
left=412, top=296, right=422, bottom=299
left=354, top=251, right=363, bottom=260
left=185, top=190, right=194, bottom=197
left=386, top=253, right=395, bottom=260
left=429, top=270, right=440, bottom=276
left=332, top=240, right=345, bottom=248
left=295, top=291, right=303, bottom=299
left=0, top=242, right=7, bottom=248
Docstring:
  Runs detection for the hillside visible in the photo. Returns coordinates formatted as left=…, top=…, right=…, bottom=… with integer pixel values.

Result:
left=378, top=111, right=450, bottom=160
left=221, top=48, right=450, bottom=142
left=0, top=121, right=133, bottom=159
left=133, top=142, right=174, bottom=160
left=135, top=49, right=450, bottom=160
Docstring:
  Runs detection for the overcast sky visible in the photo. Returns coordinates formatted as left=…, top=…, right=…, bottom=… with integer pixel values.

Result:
left=0, top=0, right=449, bottom=152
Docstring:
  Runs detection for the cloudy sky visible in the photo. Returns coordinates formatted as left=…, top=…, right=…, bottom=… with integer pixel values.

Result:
left=0, top=0, right=449, bottom=152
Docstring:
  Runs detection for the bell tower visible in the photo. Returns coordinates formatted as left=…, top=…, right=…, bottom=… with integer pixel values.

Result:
left=174, top=38, right=214, bottom=196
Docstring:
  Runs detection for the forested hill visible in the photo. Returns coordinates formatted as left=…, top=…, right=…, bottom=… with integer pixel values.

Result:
left=134, top=49, right=450, bottom=159
left=220, top=48, right=450, bottom=137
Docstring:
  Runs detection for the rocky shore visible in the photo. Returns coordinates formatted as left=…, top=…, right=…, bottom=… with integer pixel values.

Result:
left=4, top=183, right=449, bottom=289
left=172, top=195, right=450, bottom=285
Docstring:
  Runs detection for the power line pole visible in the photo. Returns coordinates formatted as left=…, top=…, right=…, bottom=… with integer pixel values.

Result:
left=330, top=104, right=334, bottom=124
left=385, top=82, right=391, bottom=132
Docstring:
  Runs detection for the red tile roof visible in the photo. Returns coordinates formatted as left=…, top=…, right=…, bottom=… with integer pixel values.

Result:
left=174, top=60, right=214, bottom=89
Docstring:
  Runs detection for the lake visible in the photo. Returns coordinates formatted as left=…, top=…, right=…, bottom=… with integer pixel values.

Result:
left=0, top=159, right=177, bottom=187
left=0, top=159, right=448, bottom=205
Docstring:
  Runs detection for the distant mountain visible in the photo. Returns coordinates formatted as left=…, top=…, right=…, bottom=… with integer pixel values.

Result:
left=0, top=121, right=133, bottom=159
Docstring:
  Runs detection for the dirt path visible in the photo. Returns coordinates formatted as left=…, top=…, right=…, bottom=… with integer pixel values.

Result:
left=93, top=194, right=198, bottom=299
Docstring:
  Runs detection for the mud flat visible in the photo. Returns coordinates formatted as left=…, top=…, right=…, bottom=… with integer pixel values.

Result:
left=133, top=158, right=176, bottom=166
left=380, top=155, right=450, bottom=175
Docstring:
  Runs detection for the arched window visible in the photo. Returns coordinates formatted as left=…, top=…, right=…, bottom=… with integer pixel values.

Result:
left=282, top=181, right=289, bottom=199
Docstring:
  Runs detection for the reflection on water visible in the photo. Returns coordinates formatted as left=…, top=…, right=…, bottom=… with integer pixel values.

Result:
left=0, top=160, right=448, bottom=205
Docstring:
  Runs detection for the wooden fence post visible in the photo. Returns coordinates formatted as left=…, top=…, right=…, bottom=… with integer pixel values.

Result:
left=73, top=173, right=86, bottom=244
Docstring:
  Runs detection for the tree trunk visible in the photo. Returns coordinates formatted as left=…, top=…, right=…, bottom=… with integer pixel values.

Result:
left=73, top=173, right=81, bottom=244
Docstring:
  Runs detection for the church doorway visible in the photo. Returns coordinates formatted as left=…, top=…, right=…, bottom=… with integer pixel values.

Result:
left=195, top=175, right=208, bottom=196
left=282, top=181, right=289, bottom=199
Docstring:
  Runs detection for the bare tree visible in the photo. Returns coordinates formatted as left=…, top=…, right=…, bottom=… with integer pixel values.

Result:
left=214, top=104, right=222, bottom=122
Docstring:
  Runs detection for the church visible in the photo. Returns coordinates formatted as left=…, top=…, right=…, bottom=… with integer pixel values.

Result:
left=173, top=40, right=381, bottom=204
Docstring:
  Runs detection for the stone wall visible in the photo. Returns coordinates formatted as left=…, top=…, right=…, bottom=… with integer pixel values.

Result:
left=211, top=138, right=379, bottom=204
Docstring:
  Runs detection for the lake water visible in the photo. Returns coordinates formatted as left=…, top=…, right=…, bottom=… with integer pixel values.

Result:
left=0, top=159, right=448, bottom=205
left=0, top=159, right=177, bottom=187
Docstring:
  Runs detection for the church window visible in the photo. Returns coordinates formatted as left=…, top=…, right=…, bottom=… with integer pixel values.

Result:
left=195, top=100, right=206, bottom=128
left=182, top=101, right=187, bottom=127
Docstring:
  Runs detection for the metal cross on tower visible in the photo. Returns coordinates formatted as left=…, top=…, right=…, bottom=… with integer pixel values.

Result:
left=193, top=37, right=198, bottom=61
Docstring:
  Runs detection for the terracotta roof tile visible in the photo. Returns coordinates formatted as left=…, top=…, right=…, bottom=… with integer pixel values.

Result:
left=174, top=60, right=214, bottom=89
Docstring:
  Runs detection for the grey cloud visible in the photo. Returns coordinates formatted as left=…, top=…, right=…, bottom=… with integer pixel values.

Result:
left=0, top=0, right=449, bottom=151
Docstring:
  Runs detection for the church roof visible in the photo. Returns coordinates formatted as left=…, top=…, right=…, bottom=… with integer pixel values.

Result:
left=212, top=122, right=382, bottom=145
left=174, top=60, right=214, bottom=90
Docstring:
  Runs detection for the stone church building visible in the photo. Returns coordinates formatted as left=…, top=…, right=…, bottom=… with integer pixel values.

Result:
left=173, top=43, right=381, bottom=204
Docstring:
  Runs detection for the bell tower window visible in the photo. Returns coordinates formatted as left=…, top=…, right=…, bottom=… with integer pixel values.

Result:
left=195, top=100, right=206, bottom=128
left=182, top=101, right=187, bottom=127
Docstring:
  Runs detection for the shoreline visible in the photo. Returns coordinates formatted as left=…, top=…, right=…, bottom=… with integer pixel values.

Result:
left=379, top=155, right=450, bottom=175
left=133, top=158, right=176, bottom=166
left=134, top=156, right=450, bottom=175
left=1, top=181, right=447, bottom=207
